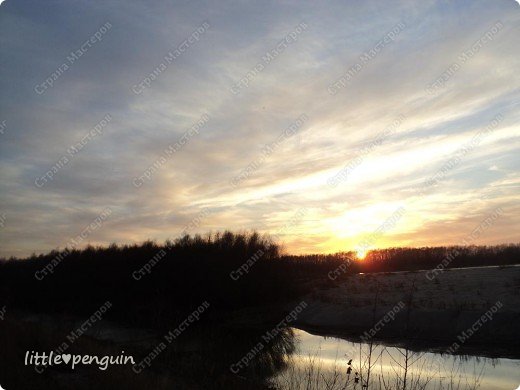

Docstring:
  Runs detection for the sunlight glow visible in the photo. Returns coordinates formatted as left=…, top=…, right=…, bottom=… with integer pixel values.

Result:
left=356, top=249, right=367, bottom=259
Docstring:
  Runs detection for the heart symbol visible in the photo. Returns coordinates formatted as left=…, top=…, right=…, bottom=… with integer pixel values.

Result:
left=61, top=354, right=71, bottom=365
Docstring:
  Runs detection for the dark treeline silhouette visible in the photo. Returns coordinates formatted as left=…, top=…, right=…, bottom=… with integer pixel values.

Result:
left=0, top=232, right=344, bottom=329
left=355, top=244, right=520, bottom=273
left=1, top=233, right=519, bottom=329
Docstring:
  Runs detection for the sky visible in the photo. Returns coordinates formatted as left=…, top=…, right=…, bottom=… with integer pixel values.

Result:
left=0, top=0, right=519, bottom=258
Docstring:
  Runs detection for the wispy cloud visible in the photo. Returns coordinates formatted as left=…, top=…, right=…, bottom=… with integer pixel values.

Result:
left=0, top=0, right=519, bottom=257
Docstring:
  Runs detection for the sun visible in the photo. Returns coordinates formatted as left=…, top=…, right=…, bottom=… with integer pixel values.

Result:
left=356, top=249, right=367, bottom=260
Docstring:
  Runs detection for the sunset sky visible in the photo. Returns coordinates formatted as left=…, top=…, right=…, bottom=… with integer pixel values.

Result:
left=0, top=0, right=519, bottom=258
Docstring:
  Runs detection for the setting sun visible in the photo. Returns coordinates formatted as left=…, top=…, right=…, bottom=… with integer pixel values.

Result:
left=356, top=249, right=367, bottom=260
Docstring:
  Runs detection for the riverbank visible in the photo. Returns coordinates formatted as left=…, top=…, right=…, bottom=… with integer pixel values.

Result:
left=293, top=265, right=520, bottom=358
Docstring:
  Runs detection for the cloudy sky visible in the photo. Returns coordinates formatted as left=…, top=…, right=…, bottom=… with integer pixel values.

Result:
left=0, top=0, right=519, bottom=258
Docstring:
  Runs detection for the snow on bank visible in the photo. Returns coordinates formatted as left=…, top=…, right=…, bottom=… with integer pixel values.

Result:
left=295, top=265, right=520, bottom=349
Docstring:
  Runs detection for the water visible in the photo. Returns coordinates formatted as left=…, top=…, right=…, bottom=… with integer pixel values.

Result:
left=273, top=328, right=520, bottom=390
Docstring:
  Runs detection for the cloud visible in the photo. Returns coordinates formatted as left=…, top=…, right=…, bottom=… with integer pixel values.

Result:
left=0, top=0, right=519, bottom=257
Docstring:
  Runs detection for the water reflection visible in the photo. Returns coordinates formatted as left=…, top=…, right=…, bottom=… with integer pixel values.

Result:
left=272, top=328, right=520, bottom=390
left=2, top=315, right=519, bottom=389
left=0, top=316, right=296, bottom=389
